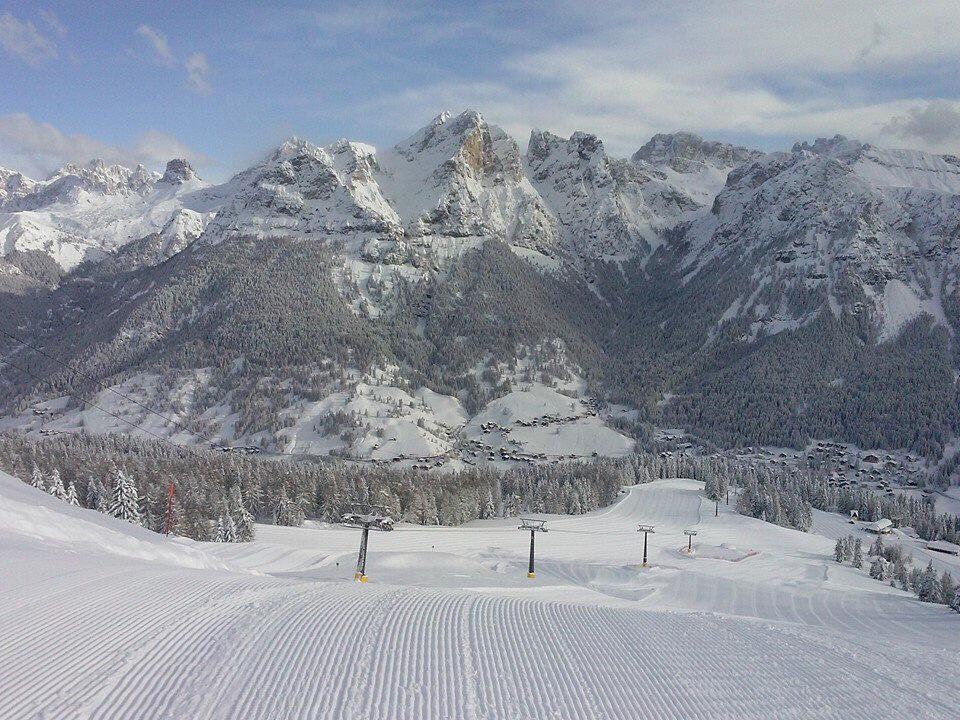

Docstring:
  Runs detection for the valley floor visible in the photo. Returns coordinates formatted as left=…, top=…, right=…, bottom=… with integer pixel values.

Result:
left=1, top=473, right=958, bottom=719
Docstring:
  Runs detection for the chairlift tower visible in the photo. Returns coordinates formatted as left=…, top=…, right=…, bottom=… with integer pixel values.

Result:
left=683, top=528, right=698, bottom=553
left=342, top=504, right=391, bottom=583
left=637, top=524, right=655, bottom=567
left=518, top=518, right=547, bottom=579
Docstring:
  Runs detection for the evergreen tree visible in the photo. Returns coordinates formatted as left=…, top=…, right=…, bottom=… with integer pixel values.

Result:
left=108, top=469, right=142, bottom=525
left=30, top=463, right=45, bottom=492
left=917, top=561, right=938, bottom=602
left=47, top=469, right=67, bottom=501
left=704, top=473, right=720, bottom=503
left=65, top=482, right=80, bottom=507
left=215, top=513, right=237, bottom=543
left=894, top=557, right=909, bottom=590
left=834, top=538, right=845, bottom=563
left=869, top=557, right=885, bottom=580
left=228, top=485, right=255, bottom=542
left=843, top=535, right=854, bottom=562
left=85, top=476, right=105, bottom=510
left=852, top=538, right=863, bottom=569
left=939, top=571, right=956, bottom=607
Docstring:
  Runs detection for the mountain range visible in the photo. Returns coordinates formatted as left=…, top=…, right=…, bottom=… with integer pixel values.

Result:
left=2, top=110, right=959, bottom=477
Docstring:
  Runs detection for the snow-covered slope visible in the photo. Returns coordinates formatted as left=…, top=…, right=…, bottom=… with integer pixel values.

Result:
left=0, top=159, right=214, bottom=273
left=0, top=469, right=227, bottom=570
left=2, top=474, right=958, bottom=718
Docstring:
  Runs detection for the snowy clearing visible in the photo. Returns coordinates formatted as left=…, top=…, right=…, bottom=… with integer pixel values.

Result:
left=1, top=472, right=958, bottom=719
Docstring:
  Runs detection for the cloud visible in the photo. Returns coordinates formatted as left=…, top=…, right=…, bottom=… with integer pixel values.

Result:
left=135, top=24, right=211, bottom=94
left=367, top=0, right=960, bottom=157
left=0, top=11, right=58, bottom=67
left=38, top=9, right=67, bottom=37
left=881, top=101, right=960, bottom=151
left=185, top=52, right=211, bottom=94
left=0, top=113, right=207, bottom=179
left=136, top=24, right=176, bottom=67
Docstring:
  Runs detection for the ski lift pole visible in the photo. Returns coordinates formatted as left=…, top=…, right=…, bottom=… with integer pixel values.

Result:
left=528, top=528, right=536, bottom=577
left=519, top=518, right=547, bottom=579
left=355, top=523, right=371, bottom=582
left=638, top=524, right=655, bottom=567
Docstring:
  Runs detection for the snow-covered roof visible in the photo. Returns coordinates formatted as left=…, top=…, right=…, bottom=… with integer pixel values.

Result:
left=926, top=540, right=960, bottom=555
left=864, top=518, right=893, bottom=531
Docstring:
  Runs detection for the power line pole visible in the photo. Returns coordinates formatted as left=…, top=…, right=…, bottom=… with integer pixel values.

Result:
left=638, top=524, right=655, bottom=567
left=519, top=518, right=547, bottom=579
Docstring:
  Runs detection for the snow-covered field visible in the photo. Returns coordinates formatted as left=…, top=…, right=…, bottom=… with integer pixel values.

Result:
left=1, top=376, right=634, bottom=468
left=2, top=470, right=958, bottom=719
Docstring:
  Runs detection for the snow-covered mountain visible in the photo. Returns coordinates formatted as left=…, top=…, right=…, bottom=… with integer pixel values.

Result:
left=6, top=111, right=960, bottom=465
left=0, top=158, right=215, bottom=275
left=684, top=135, right=960, bottom=341
left=0, top=110, right=755, bottom=279
left=526, top=129, right=756, bottom=259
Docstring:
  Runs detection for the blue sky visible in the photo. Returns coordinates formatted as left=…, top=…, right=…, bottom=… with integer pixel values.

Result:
left=3, top=1, right=960, bottom=182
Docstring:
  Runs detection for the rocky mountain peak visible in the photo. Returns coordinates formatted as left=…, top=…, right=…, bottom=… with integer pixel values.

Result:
left=791, top=135, right=863, bottom=157
left=160, top=159, right=199, bottom=185
left=634, top=132, right=760, bottom=172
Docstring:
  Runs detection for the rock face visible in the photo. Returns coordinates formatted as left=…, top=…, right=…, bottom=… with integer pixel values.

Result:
left=203, top=138, right=401, bottom=241
left=525, top=130, right=754, bottom=260
left=160, top=159, right=199, bottom=185
left=633, top=132, right=759, bottom=173
left=684, top=135, right=960, bottom=341
left=375, top=110, right=557, bottom=249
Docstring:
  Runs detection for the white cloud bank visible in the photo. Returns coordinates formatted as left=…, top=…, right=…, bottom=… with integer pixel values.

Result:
left=0, top=113, right=208, bottom=180
left=369, top=0, right=960, bottom=156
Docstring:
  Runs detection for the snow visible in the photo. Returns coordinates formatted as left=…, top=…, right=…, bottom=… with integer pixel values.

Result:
left=2, top=472, right=958, bottom=718
left=0, top=162, right=212, bottom=271
left=0, top=470, right=228, bottom=571
left=879, top=278, right=924, bottom=340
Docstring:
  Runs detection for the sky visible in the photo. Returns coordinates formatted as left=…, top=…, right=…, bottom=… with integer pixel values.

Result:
left=2, top=0, right=960, bottom=182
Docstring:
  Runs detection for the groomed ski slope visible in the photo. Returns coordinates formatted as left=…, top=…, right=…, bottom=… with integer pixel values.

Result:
left=1, top=471, right=958, bottom=719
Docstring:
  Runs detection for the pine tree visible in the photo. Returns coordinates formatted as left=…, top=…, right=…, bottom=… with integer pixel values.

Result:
left=917, top=561, right=938, bottom=602
left=108, top=469, right=142, bottom=525
left=852, top=538, right=863, bottom=569
left=939, top=571, right=956, bottom=607
left=85, top=476, right=105, bottom=510
left=834, top=538, right=845, bottom=563
left=843, top=535, right=854, bottom=562
left=47, top=469, right=67, bottom=501
left=65, top=482, right=80, bottom=507
left=215, top=513, right=237, bottom=543
left=869, top=557, right=885, bottom=580
left=228, top=485, right=255, bottom=542
left=894, top=557, right=909, bottom=590
left=30, top=464, right=45, bottom=492
left=704, top=473, right=720, bottom=503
